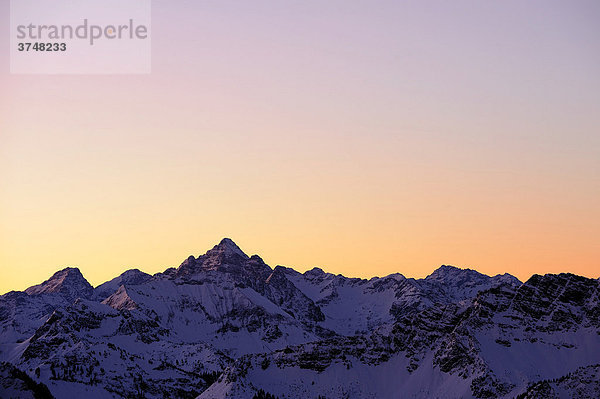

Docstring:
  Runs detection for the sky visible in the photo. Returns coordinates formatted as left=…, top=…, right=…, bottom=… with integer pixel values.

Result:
left=1, top=0, right=599, bottom=293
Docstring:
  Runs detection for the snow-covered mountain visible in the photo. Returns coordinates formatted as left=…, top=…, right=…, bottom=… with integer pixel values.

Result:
left=203, top=273, right=599, bottom=398
left=94, top=269, right=152, bottom=301
left=1, top=239, right=598, bottom=399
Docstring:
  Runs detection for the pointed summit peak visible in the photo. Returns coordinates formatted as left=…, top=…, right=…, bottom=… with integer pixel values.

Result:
left=210, top=238, right=248, bottom=258
left=176, top=238, right=250, bottom=275
left=25, top=267, right=93, bottom=300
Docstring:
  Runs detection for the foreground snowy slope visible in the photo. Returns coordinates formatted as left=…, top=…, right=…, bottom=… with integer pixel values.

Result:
left=1, top=238, right=598, bottom=398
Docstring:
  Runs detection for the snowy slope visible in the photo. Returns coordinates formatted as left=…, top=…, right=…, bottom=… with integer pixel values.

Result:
left=281, top=264, right=521, bottom=336
left=200, top=272, right=600, bottom=399
left=94, top=269, right=152, bottom=301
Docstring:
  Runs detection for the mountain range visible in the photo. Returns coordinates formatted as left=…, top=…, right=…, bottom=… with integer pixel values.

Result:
left=1, top=238, right=599, bottom=398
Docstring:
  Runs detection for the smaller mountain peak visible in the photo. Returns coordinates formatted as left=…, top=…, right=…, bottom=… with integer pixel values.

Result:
left=427, top=265, right=520, bottom=286
left=125, top=268, right=151, bottom=279
left=28, top=267, right=83, bottom=287
left=382, top=272, right=406, bottom=281
left=426, top=265, right=472, bottom=279
left=425, top=265, right=497, bottom=288
left=25, top=267, right=93, bottom=300
left=305, top=267, right=325, bottom=275
left=112, top=268, right=151, bottom=285
left=94, top=269, right=151, bottom=300
left=436, top=265, right=462, bottom=272
left=492, top=273, right=522, bottom=286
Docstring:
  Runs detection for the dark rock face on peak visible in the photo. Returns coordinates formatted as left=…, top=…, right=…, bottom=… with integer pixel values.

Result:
left=24, top=268, right=93, bottom=301
left=509, top=273, right=600, bottom=331
left=209, top=237, right=248, bottom=258
left=174, top=241, right=325, bottom=326
left=215, top=238, right=247, bottom=257
left=176, top=238, right=255, bottom=277
left=519, top=363, right=600, bottom=399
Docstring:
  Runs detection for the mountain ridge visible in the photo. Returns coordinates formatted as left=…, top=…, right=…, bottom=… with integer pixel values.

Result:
left=1, top=238, right=597, bottom=399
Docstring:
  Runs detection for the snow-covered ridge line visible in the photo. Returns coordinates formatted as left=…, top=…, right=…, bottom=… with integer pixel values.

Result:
left=1, top=238, right=597, bottom=399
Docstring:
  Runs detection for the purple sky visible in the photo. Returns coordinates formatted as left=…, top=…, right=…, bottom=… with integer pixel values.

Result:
left=1, top=1, right=599, bottom=292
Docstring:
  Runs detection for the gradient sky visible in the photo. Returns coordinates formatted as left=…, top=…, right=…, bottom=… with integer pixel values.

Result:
left=1, top=0, right=599, bottom=294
